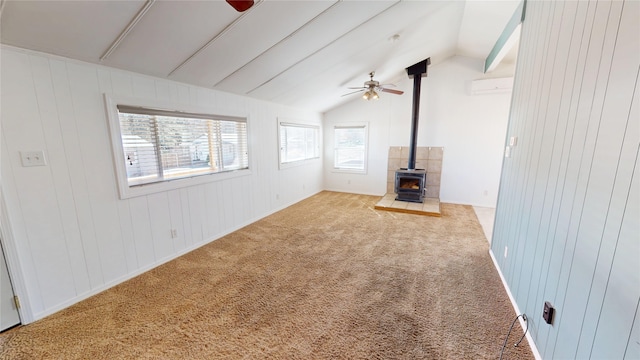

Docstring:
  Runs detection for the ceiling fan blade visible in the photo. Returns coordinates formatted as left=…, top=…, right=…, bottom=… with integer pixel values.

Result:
left=347, top=86, right=367, bottom=90
left=341, top=89, right=365, bottom=97
left=226, top=0, right=254, bottom=12
left=379, top=87, right=404, bottom=95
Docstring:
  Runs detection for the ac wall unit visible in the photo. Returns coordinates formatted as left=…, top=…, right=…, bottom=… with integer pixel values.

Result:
left=469, top=77, right=514, bottom=95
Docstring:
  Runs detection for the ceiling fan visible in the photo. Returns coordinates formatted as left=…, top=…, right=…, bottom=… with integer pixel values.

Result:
left=342, top=72, right=404, bottom=100
left=226, top=0, right=254, bottom=12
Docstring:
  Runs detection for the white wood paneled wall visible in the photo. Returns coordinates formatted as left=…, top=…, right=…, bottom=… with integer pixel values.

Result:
left=0, top=46, right=323, bottom=322
left=492, top=0, right=639, bottom=358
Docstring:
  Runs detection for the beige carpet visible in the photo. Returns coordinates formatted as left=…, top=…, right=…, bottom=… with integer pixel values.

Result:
left=0, top=191, right=533, bottom=359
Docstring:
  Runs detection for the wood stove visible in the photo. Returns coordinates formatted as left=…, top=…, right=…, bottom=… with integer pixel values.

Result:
left=394, top=58, right=430, bottom=203
left=395, top=168, right=426, bottom=203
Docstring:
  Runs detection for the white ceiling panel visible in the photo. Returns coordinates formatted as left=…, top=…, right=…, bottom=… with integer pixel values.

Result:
left=0, top=0, right=145, bottom=62
left=0, top=0, right=520, bottom=113
left=103, top=1, right=241, bottom=78
left=214, top=0, right=398, bottom=95
left=277, top=2, right=466, bottom=112
left=169, top=0, right=337, bottom=87
left=248, top=1, right=453, bottom=101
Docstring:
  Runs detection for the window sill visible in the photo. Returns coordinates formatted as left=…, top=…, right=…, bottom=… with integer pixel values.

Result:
left=332, top=168, right=367, bottom=175
left=279, top=157, right=320, bottom=170
left=117, top=168, right=252, bottom=199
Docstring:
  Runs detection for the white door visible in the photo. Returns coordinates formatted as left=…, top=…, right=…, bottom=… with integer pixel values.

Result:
left=0, top=239, right=20, bottom=331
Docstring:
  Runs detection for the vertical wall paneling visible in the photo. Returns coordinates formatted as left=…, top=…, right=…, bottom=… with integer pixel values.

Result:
left=514, top=0, right=565, bottom=309
left=67, top=62, right=129, bottom=285
left=205, top=183, right=222, bottom=240
left=544, top=0, right=608, bottom=353
left=520, top=1, right=578, bottom=338
left=132, top=76, right=156, bottom=99
left=491, top=0, right=640, bottom=358
left=96, top=67, right=138, bottom=275
left=154, top=80, right=172, bottom=103
left=506, top=0, right=553, bottom=293
left=48, top=59, right=105, bottom=291
left=2, top=51, right=78, bottom=310
left=178, top=188, right=194, bottom=249
left=109, top=71, right=134, bottom=97
left=147, top=192, right=175, bottom=261
left=29, top=55, right=92, bottom=297
left=537, top=0, right=599, bottom=349
left=528, top=1, right=583, bottom=335
left=491, top=0, right=538, bottom=273
left=115, top=199, right=138, bottom=273
left=624, top=297, right=640, bottom=359
left=573, top=2, right=639, bottom=357
left=550, top=1, right=622, bottom=357
left=1, top=44, right=323, bottom=321
left=187, top=186, right=205, bottom=246
left=128, top=196, right=156, bottom=268
left=167, top=190, right=187, bottom=253
left=0, top=136, right=44, bottom=315
left=231, top=178, right=245, bottom=227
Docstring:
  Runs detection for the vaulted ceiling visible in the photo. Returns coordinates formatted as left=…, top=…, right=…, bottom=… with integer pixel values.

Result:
left=0, top=0, right=520, bottom=113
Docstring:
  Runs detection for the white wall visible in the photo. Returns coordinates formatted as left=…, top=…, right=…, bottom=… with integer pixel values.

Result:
left=0, top=46, right=323, bottom=322
left=323, top=55, right=513, bottom=207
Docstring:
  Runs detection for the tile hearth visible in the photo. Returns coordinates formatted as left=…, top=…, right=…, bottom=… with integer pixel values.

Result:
left=374, top=194, right=441, bottom=217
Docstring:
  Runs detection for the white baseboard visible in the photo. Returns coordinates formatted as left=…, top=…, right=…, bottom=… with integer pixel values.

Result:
left=489, top=249, right=543, bottom=360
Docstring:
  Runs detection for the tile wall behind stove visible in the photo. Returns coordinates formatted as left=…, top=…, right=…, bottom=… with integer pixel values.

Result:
left=387, top=146, right=443, bottom=198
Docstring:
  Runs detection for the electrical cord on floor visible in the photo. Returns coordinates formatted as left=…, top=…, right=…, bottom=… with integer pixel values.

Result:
left=499, top=313, right=529, bottom=360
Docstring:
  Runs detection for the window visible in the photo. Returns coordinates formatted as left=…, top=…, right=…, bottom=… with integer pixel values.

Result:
left=106, top=97, right=250, bottom=198
left=278, top=121, right=319, bottom=167
left=334, top=123, right=368, bottom=173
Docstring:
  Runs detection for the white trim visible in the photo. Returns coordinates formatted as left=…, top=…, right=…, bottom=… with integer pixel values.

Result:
left=104, top=94, right=252, bottom=199
left=489, top=249, right=543, bottom=360
left=0, top=189, right=34, bottom=323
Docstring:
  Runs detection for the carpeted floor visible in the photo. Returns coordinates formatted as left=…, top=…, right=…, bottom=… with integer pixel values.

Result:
left=0, top=191, right=533, bottom=359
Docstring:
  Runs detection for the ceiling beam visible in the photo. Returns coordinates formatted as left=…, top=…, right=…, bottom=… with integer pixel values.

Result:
left=100, top=0, right=156, bottom=62
left=168, top=0, right=264, bottom=77
left=484, top=0, right=525, bottom=73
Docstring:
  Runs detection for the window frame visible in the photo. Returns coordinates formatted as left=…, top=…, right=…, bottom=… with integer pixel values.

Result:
left=277, top=119, right=321, bottom=169
left=332, top=122, right=369, bottom=174
left=105, top=94, right=252, bottom=199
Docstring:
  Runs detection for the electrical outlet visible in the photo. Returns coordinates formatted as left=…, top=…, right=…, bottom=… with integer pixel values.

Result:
left=20, top=150, right=47, bottom=167
left=504, top=246, right=508, bottom=258
left=504, top=145, right=511, bottom=158
left=543, top=301, right=555, bottom=324
left=170, top=229, right=178, bottom=238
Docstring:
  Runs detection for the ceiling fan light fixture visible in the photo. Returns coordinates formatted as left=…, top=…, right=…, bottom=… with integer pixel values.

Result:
left=362, top=89, right=379, bottom=101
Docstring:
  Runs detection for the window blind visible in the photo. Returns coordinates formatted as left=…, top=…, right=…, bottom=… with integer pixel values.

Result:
left=279, top=122, right=319, bottom=164
left=117, top=105, right=248, bottom=187
left=334, top=125, right=366, bottom=170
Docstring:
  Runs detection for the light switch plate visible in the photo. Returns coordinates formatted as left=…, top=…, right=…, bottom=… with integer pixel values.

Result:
left=20, top=150, right=47, bottom=167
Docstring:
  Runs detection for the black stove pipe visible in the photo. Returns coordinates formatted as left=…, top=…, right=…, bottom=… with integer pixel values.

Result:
left=405, top=58, right=431, bottom=170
